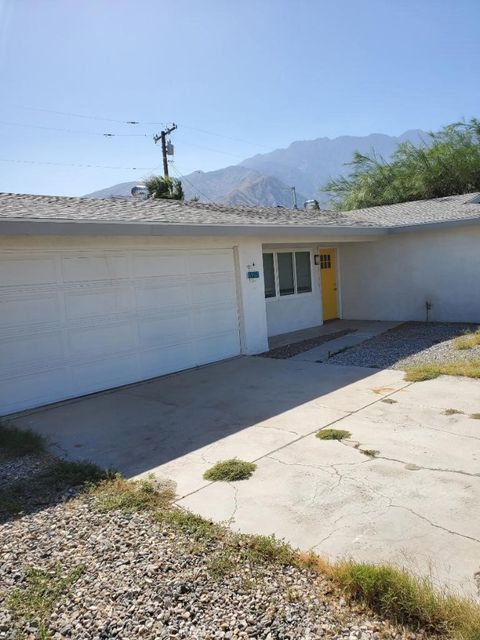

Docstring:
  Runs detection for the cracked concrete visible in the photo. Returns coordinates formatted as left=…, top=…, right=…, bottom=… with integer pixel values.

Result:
left=13, top=355, right=480, bottom=599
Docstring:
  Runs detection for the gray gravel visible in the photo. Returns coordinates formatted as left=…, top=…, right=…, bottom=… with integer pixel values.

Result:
left=0, top=457, right=431, bottom=640
left=327, top=322, right=480, bottom=370
left=0, top=452, right=54, bottom=487
left=261, top=330, right=354, bottom=359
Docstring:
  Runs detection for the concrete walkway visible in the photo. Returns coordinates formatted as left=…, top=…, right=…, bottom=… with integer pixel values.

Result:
left=15, top=356, right=480, bottom=598
left=268, top=320, right=401, bottom=350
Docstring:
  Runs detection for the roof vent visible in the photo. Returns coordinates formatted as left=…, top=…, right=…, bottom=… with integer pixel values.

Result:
left=131, top=185, right=149, bottom=200
left=304, top=199, right=320, bottom=210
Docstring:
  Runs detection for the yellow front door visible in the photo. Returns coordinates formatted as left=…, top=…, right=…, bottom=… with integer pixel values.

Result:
left=319, top=248, right=338, bottom=320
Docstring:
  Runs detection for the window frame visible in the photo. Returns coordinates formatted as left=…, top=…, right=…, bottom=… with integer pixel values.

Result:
left=263, top=249, right=313, bottom=300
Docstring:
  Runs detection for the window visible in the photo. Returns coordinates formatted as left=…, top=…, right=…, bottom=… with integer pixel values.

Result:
left=295, top=251, right=312, bottom=293
left=278, top=252, right=295, bottom=296
left=263, top=251, right=312, bottom=298
left=320, top=253, right=331, bottom=269
left=262, top=253, right=276, bottom=298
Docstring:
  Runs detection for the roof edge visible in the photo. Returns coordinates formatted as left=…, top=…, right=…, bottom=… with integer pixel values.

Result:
left=388, top=215, right=480, bottom=234
left=0, top=218, right=386, bottom=237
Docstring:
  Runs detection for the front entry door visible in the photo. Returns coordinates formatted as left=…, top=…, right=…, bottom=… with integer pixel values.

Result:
left=319, top=248, right=338, bottom=320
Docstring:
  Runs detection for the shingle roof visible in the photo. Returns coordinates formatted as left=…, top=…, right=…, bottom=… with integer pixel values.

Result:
left=0, top=191, right=479, bottom=230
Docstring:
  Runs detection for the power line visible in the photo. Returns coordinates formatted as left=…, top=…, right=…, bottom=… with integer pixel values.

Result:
left=15, top=105, right=159, bottom=126
left=169, top=163, right=214, bottom=203
left=0, top=120, right=251, bottom=158
left=13, top=105, right=270, bottom=149
left=0, top=120, right=152, bottom=137
left=0, top=158, right=157, bottom=170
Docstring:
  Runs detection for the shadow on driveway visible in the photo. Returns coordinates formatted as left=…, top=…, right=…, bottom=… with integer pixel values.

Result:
left=10, top=356, right=404, bottom=481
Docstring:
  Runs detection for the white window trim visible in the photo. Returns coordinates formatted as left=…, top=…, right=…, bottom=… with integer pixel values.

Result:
left=263, top=249, right=314, bottom=301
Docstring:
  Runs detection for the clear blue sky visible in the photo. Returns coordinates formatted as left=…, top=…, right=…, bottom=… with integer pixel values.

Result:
left=1, top=0, right=479, bottom=196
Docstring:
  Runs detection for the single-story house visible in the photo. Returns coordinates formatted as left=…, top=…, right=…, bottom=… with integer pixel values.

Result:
left=1, top=191, right=479, bottom=415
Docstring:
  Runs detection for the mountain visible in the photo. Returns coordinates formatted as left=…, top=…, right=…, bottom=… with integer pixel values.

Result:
left=86, top=129, right=426, bottom=206
left=85, top=166, right=307, bottom=208
left=240, top=130, right=426, bottom=203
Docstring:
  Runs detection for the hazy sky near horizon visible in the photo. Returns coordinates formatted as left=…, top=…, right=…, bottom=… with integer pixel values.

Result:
left=1, top=0, right=479, bottom=196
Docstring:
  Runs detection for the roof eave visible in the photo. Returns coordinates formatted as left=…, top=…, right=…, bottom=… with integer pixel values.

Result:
left=0, top=218, right=387, bottom=237
left=387, top=216, right=480, bottom=234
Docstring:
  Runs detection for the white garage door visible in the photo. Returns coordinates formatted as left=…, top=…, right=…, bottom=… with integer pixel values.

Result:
left=0, top=247, right=241, bottom=414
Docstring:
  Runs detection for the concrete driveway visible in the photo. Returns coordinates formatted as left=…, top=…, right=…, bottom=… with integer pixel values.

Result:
left=15, top=356, right=480, bottom=598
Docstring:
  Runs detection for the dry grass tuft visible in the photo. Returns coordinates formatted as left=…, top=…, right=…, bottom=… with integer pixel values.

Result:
left=329, top=560, right=480, bottom=640
left=404, top=360, right=480, bottom=382
left=453, top=330, right=480, bottom=350
left=90, top=474, right=176, bottom=512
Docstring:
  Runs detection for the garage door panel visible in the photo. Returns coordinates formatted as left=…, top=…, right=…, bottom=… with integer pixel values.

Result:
left=189, top=251, right=234, bottom=274
left=0, top=293, right=60, bottom=329
left=133, top=253, right=187, bottom=278
left=137, top=313, right=191, bottom=348
left=1, top=368, right=68, bottom=415
left=135, top=282, right=189, bottom=311
left=0, top=256, right=57, bottom=286
left=193, top=306, right=239, bottom=339
left=190, top=275, right=236, bottom=305
left=141, top=343, right=194, bottom=379
left=195, top=333, right=240, bottom=366
left=67, top=321, right=136, bottom=359
left=64, top=287, right=132, bottom=320
left=62, top=254, right=129, bottom=282
left=0, top=332, right=64, bottom=374
left=71, top=354, right=140, bottom=395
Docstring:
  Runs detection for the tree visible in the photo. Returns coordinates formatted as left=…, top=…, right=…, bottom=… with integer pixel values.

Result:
left=144, top=175, right=184, bottom=200
left=322, top=118, right=480, bottom=210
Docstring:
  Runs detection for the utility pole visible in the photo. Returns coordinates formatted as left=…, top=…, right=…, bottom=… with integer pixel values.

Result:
left=291, top=186, right=298, bottom=209
left=153, top=123, right=177, bottom=178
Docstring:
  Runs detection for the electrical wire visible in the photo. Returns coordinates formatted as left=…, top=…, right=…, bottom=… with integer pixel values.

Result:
left=169, top=162, right=214, bottom=203
left=13, top=105, right=270, bottom=149
left=0, top=120, right=152, bottom=137
left=15, top=105, right=161, bottom=126
left=0, top=158, right=157, bottom=170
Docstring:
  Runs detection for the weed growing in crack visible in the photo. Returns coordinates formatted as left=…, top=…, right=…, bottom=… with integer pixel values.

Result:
left=203, top=459, right=256, bottom=482
left=360, top=449, right=380, bottom=457
left=316, top=429, right=351, bottom=441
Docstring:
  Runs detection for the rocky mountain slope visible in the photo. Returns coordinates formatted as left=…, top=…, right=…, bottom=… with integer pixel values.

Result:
left=86, top=130, right=425, bottom=206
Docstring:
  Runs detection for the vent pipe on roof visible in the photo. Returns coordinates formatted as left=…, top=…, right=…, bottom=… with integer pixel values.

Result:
left=131, top=185, right=149, bottom=200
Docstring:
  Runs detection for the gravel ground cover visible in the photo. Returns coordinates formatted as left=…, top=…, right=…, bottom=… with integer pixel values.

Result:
left=327, top=322, right=480, bottom=370
left=0, top=452, right=54, bottom=486
left=261, top=329, right=354, bottom=359
left=0, top=456, right=431, bottom=640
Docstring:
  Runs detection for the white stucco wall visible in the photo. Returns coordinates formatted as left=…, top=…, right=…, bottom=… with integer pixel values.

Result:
left=264, top=249, right=322, bottom=336
left=340, top=224, right=480, bottom=322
